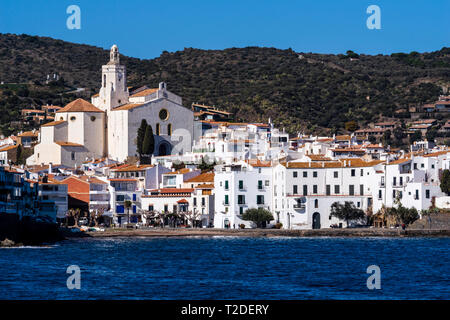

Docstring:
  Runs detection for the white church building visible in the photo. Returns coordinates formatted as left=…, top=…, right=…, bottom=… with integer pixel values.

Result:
left=28, top=45, right=194, bottom=166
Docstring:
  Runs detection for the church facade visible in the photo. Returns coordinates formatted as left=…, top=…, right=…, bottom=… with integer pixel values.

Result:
left=28, top=45, right=194, bottom=166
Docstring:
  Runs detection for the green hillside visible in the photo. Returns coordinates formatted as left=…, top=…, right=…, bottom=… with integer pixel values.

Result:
left=0, top=33, right=449, bottom=136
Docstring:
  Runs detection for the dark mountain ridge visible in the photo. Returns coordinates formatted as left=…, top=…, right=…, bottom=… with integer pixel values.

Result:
left=0, top=33, right=448, bottom=136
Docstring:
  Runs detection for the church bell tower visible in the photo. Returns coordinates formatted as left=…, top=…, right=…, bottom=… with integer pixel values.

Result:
left=98, top=45, right=129, bottom=112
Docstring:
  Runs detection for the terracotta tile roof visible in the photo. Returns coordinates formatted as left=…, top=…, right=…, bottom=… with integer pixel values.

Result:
left=331, top=148, right=365, bottom=153
left=55, top=141, right=84, bottom=147
left=185, top=171, right=214, bottom=183
left=165, top=168, right=192, bottom=175
left=0, top=144, right=18, bottom=152
left=388, top=158, right=411, bottom=165
left=422, top=150, right=449, bottom=158
left=78, top=175, right=107, bottom=185
left=113, top=103, right=145, bottom=111
left=177, top=199, right=189, bottom=203
left=245, top=159, right=273, bottom=167
left=18, top=131, right=39, bottom=137
left=306, top=154, right=332, bottom=161
left=317, top=138, right=334, bottom=142
left=130, top=88, right=158, bottom=98
left=42, top=105, right=61, bottom=109
left=149, top=188, right=194, bottom=194
left=195, top=183, right=214, bottom=189
left=113, top=164, right=154, bottom=172
left=365, top=144, right=383, bottom=149
left=56, top=98, right=104, bottom=113
left=41, top=120, right=66, bottom=127
left=109, top=178, right=137, bottom=182
left=283, top=159, right=383, bottom=168
left=22, top=109, right=45, bottom=113
left=335, top=135, right=351, bottom=140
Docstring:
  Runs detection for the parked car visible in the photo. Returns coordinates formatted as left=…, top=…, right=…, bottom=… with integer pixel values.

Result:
left=78, top=217, right=88, bottom=226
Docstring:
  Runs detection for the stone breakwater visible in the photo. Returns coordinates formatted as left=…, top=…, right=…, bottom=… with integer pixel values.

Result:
left=64, top=228, right=450, bottom=238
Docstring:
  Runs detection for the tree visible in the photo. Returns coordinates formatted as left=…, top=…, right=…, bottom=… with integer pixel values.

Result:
left=426, top=127, right=438, bottom=142
left=15, top=144, right=22, bottom=164
left=344, top=120, right=358, bottom=132
left=410, top=130, right=422, bottom=144
left=68, top=208, right=81, bottom=227
left=142, top=124, right=155, bottom=157
left=198, top=156, right=216, bottom=172
left=330, top=201, right=365, bottom=227
left=440, top=169, right=450, bottom=195
left=393, top=127, right=406, bottom=145
left=183, top=210, right=202, bottom=228
left=381, top=129, right=392, bottom=146
left=346, top=50, right=359, bottom=59
left=241, top=208, right=274, bottom=228
left=387, top=204, right=419, bottom=227
left=124, top=200, right=132, bottom=225
left=136, top=119, right=148, bottom=158
left=368, top=135, right=377, bottom=144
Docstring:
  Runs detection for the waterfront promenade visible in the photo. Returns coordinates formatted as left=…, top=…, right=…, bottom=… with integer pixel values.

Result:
left=68, top=227, right=450, bottom=238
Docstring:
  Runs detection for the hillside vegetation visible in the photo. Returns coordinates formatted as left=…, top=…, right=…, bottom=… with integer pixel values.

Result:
left=0, top=33, right=449, bottom=136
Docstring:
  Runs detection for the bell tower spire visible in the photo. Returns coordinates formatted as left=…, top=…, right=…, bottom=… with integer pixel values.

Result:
left=96, top=45, right=129, bottom=112
left=109, top=44, right=120, bottom=65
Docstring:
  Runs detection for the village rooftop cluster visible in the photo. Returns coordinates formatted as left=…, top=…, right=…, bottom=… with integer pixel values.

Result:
left=1, top=46, right=450, bottom=230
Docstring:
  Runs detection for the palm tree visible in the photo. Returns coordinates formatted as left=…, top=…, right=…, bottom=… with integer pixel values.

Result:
left=69, top=208, right=81, bottom=227
left=124, top=200, right=132, bottom=225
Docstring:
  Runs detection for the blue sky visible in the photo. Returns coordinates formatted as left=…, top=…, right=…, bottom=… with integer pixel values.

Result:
left=0, top=0, right=448, bottom=59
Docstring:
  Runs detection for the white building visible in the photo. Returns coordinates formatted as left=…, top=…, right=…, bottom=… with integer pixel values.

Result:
left=214, top=160, right=273, bottom=228
left=28, top=45, right=194, bottom=166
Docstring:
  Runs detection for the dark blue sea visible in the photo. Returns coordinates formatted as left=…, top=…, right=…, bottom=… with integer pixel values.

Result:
left=0, top=237, right=449, bottom=299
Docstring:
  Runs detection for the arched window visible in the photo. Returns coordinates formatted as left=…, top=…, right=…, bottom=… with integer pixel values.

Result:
left=156, top=123, right=160, bottom=135
left=103, top=75, right=106, bottom=88
left=314, top=199, right=319, bottom=208
left=167, top=123, right=172, bottom=136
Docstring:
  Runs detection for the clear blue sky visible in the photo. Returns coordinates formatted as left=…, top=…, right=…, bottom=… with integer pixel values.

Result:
left=0, top=0, right=448, bottom=59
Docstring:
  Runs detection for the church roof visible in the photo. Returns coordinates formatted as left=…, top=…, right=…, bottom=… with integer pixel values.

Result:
left=130, top=88, right=158, bottom=98
left=113, top=103, right=144, bottom=111
left=55, top=141, right=84, bottom=147
left=42, top=120, right=66, bottom=127
left=56, top=98, right=104, bottom=113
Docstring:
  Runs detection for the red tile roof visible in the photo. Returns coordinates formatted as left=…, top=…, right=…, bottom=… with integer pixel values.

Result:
left=56, top=98, right=104, bottom=113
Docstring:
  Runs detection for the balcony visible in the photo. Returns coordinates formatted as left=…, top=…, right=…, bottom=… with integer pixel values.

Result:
left=293, top=203, right=306, bottom=209
left=379, top=182, right=385, bottom=188
left=222, top=201, right=230, bottom=206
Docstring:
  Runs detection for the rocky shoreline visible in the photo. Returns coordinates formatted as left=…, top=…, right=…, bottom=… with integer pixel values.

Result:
left=63, top=227, right=450, bottom=239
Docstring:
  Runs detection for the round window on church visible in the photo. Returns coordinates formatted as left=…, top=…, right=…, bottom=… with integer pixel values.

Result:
left=70, top=116, right=76, bottom=121
left=91, top=116, right=96, bottom=122
left=159, top=109, right=169, bottom=121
